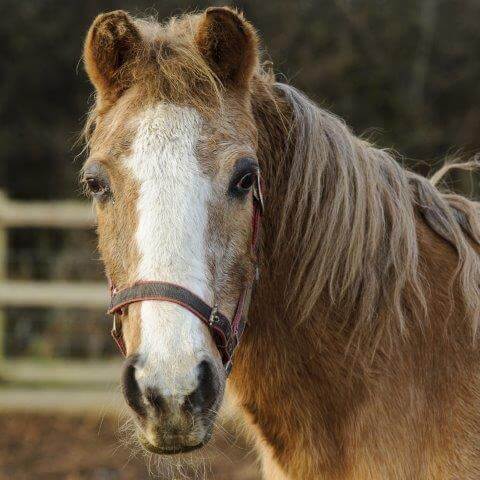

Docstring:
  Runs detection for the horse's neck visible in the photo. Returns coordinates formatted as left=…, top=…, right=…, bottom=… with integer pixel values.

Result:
left=230, top=84, right=353, bottom=471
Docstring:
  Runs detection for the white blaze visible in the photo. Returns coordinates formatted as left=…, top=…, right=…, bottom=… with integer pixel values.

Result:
left=125, top=104, right=215, bottom=396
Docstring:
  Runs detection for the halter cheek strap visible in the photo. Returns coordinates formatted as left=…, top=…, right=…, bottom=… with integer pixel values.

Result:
left=107, top=174, right=264, bottom=375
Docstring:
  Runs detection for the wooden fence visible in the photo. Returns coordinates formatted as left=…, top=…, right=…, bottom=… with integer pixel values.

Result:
left=0, top=190, right=107, bottom=359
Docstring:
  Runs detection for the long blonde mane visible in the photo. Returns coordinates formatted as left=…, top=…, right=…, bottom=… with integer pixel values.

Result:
left=265, top=82, right=480, bottom=342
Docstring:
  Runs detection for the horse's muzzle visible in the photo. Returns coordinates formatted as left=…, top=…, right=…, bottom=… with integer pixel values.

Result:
left=121, top=356, right=220, bottom=454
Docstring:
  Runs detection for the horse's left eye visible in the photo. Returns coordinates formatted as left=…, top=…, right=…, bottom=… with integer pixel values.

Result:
left=236, top=172, right=255, bottom=192
left=229, top=158, right=258, bottom=198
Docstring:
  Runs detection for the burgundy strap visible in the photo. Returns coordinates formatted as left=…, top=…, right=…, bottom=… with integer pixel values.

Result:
left=109, top=281, right=234, bottom=365
left=108, top=173, right=264, bottom=374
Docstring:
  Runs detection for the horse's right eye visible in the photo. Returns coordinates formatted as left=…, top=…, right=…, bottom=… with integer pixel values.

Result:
left=84, top=176, right=109, bottom=197
left=82, top=162, right=112, bottom=201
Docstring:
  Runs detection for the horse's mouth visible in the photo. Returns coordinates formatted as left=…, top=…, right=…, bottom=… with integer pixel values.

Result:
left=139, top=432, right=212, bottom=456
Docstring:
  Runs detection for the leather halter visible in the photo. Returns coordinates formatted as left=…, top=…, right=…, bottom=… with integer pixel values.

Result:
left=107, top=174, right=264, bottom=375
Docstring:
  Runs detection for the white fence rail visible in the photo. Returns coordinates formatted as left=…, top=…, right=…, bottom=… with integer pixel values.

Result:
left=0, top=281, right=107, bottom=308
left=0, top=190, right=106, bottom=359
left=0, top=191, right=95, bottom=228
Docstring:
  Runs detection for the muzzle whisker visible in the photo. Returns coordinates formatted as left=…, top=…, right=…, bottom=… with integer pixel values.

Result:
left=96, top=381, right=124, bottom=438
left=206, top=438, right=236, bottom=468
left=204, top=407, right=238, bottom=446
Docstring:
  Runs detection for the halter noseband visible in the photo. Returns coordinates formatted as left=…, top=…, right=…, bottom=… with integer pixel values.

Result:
left=107, top=173, right=264, bottom=375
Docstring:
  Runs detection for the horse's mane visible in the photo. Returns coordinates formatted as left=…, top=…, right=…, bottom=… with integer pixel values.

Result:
left=266, top=82, right=480, bottom=341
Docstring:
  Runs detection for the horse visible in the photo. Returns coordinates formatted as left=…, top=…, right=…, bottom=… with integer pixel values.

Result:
left=81, top=7, right=480, bottom=479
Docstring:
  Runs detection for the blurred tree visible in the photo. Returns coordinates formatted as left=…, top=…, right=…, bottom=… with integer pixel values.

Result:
left=1, top=0, right=478, bottom=200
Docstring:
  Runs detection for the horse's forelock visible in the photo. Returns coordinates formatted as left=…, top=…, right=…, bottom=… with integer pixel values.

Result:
left=83, top=8, right=263, bottom=152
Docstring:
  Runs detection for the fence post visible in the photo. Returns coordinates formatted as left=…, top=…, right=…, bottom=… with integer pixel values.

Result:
left=0, top=190, right=7, bottom=361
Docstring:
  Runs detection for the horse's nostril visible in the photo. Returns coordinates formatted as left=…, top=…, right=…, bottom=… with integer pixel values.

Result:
left=184, top=360, right=218, bottom=414
left=121, top=356, right=146, bottom=418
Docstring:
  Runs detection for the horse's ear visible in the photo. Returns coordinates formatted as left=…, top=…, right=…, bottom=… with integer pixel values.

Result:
left=84, top=10, right=141, bottom=106
left=195, top=7, right=259, bottom=89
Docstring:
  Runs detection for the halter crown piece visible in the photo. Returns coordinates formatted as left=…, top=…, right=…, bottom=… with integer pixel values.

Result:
left=107, top=173, right=264, bottom=375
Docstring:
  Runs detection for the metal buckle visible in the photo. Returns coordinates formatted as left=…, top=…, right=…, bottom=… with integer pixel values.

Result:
left=111, top=313, right=126, bottom=357
left=209, top=305, right=219, bottom=327
left=112, top=313, right=120, bottom=336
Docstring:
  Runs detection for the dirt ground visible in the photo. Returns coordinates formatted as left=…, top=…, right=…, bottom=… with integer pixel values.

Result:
left=0, top=413, right=261, bottom=480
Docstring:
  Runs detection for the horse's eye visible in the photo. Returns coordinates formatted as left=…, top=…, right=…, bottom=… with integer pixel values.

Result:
left=85, top=176, right=108, bottom=197
left=228, top=158, right=258, bottom=198
left=236, top=172, right=255, bottom=192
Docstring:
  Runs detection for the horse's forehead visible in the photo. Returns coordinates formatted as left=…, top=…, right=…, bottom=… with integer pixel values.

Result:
left=128, top=103, right=209, bottom=175
left=133, top=104, right=202, bottom=151
left=91, top=93, right=255, bottom=178
left=128, top=102, right=227, bottom=179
